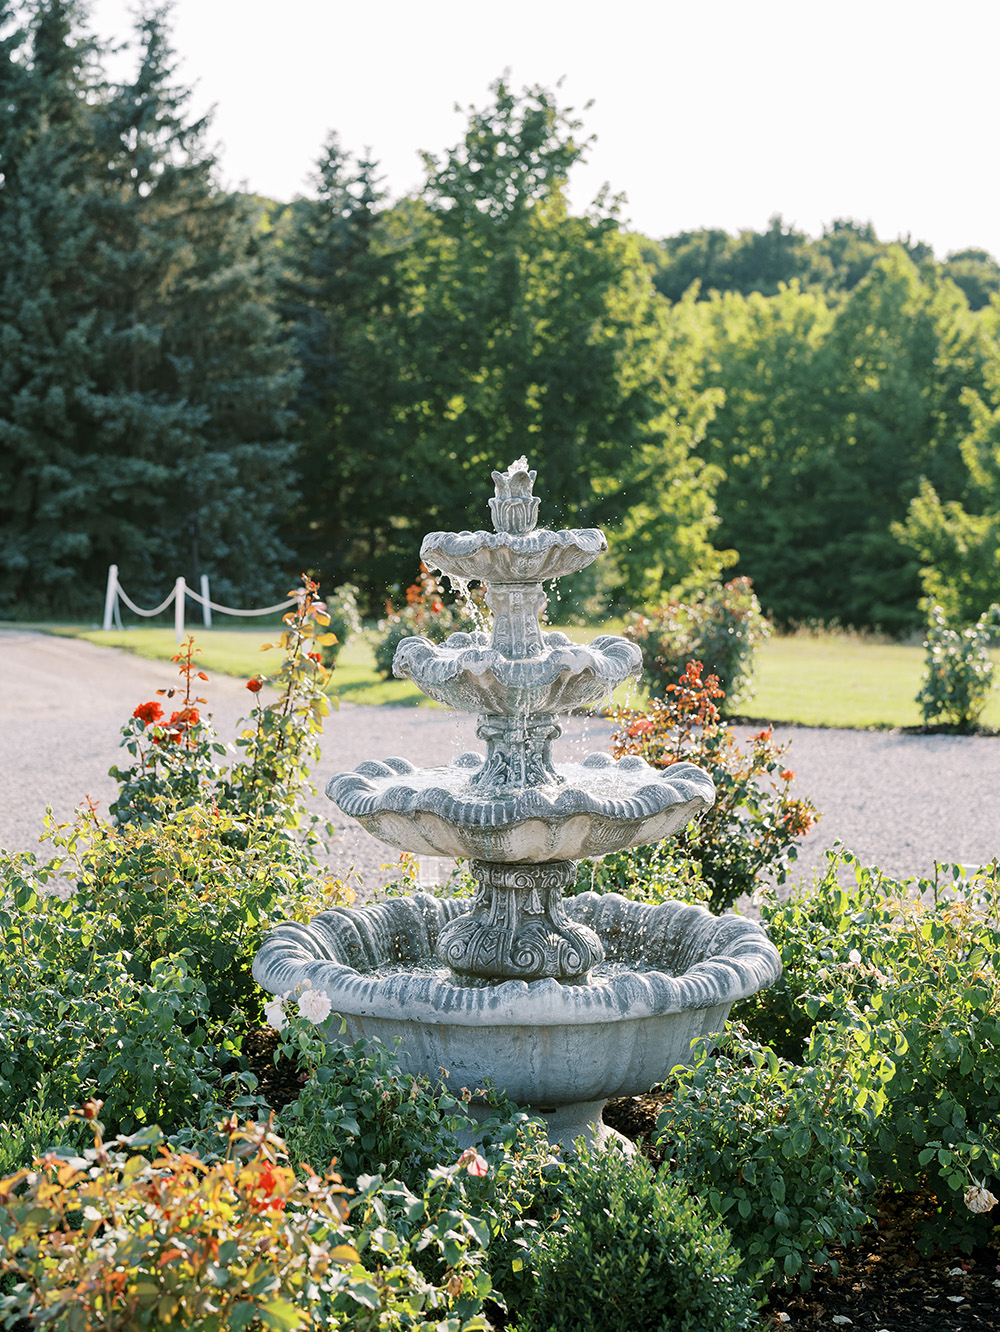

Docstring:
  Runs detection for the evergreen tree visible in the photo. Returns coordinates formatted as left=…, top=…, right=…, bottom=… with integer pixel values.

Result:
left=0, top=0, right=110, bottom=611
left=0, top=0, right=295, bottom=615
left=277, top=135, right=405, bottom=600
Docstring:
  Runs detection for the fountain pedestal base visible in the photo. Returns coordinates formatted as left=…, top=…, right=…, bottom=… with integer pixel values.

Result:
left=436, top=859, right=603, bottom=982
left=457, top=1097, right=635, bottom=1155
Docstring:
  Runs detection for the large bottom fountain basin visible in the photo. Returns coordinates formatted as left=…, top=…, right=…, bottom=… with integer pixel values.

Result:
left=319, top=1004, right=732, bottom=1107
left=253, top=892, right=781, bottom=1107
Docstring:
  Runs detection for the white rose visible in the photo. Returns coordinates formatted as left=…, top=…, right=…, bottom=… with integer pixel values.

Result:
left=298, top=988, right=333, bottom=1025
left=264, top=997, right=286, bottom=1031
left=963, top=1184, right=998, bottom=1214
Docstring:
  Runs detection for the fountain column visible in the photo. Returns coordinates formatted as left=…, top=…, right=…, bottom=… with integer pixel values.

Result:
left=432, top=460, right=605, bottom=982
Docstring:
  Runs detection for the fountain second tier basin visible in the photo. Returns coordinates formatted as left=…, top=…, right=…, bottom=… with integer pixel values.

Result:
left=393, top=629, right=641, bottom=715
left=252, top=891, right=782, bottom=1145
left=326, top=752, right=714, bottom=862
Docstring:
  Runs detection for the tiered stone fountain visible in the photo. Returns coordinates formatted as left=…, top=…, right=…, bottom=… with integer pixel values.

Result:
left=253, top=459, right=781, bottom=1147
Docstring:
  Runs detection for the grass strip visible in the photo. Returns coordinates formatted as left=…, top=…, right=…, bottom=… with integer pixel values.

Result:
left=14, top=623, right=1000, bottom=730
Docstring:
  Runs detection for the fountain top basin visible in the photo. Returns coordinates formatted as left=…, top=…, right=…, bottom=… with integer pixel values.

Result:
left=421, top=525, right=606, bottom=583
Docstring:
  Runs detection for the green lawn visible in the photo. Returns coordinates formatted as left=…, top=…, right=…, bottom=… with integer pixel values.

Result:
left=61, top=625, right=430, bottom=706
left=23, top=622, right=1000, bottom=730
left=57, top=619, right=634, bottom=710
left=750, top=634, right=1000, bottom=730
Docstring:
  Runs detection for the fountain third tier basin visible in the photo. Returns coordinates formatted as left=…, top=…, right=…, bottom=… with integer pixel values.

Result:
left=252, top=891, right=782, bottom=1145
left=326, top=752, right=715, bottom=863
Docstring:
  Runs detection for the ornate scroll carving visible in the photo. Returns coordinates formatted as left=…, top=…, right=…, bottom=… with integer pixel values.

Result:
left=436, top=860, right=604, bottom=982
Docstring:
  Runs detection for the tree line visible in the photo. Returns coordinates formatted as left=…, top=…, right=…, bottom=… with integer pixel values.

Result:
left=2, top=0, right=998, bottom=631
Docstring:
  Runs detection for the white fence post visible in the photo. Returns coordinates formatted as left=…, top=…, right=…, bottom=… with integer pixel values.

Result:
left=200, top=574, right=212, bottom=628
left=174, top=577, right=186, bottom=644
left=103, top=565, right=118, bottom=631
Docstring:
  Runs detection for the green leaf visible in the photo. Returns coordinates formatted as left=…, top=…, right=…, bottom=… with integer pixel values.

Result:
left=230, top=1303, right=258, bottom=1331
left=258, top=1298, right=304, bottom=1330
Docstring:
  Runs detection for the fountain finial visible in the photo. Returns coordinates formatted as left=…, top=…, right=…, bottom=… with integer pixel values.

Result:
left=489, top=456, right=539, bottom=534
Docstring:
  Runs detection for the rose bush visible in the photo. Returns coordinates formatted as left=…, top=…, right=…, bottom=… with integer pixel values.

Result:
left=625, top=577, right=770, bottom=712
left=585, top=660, right=818, bottom=910
left=373, top=565, right=484, bottom=679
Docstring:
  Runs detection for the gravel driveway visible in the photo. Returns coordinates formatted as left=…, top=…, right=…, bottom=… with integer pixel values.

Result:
left=2, top=629, right=999, bottom=889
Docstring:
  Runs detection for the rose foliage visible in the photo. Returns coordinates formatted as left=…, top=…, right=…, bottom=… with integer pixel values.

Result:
left=592, top=660, right=818, bottom=911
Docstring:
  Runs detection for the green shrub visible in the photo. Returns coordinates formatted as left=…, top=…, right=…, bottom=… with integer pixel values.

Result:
left=917, top=601, right=1000, bottom=729
left=0, top=578, right=353, bottom=1141
left=49, top=806, right=349, bottom=1029
left=514, top=1144, right=757, bottom=1332
left=573, top=840, right=712, bottom=907
left=0, top=1092, right=69, bottom=1179
left=321, top=582, right=363, bottom=665
left=608, top=661, right=818, bottom=910
left=271, top=1011, right=478, bottom=1190
left=656, top=1025, right=877, bottom=1291
left=740, top=852, right=1000, bottom=1254
left=0, top=870, right=224, bottom=1139
left=626, top=577, right=770, bottom=712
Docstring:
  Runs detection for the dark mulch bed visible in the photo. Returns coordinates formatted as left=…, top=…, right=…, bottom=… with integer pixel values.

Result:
left=245, top=1034, right=1000, bottom=1331
left=243, top=1025, right=304, bottom=1110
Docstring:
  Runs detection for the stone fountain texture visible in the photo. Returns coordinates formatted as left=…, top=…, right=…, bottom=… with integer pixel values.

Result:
left=253, top=458, right=781, bottom=1147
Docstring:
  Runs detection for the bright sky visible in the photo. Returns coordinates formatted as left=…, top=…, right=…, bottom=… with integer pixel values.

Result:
left=88, top=0, right=1000, bottom=260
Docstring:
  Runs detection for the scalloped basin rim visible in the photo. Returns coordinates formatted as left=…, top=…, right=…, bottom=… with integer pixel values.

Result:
left=327, top=752, right=714, bottom=825
left=394, top=632, right=641, bottom=689
left=252, top=891, right=783, bottom=1028
left=421, top=527, right=606, bottom=554
left=325, top=753, right=716, bottom=861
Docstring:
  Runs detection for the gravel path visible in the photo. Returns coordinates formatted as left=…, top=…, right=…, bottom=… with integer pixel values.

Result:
left=2, top=629, right=999, bottom=888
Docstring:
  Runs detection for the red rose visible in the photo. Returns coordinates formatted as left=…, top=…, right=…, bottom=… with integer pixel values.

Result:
left=780, top=768, right=795, bottom=782
left=133, top=700, right=163, bottom=725
left=246, top=678, right=263, bottom=693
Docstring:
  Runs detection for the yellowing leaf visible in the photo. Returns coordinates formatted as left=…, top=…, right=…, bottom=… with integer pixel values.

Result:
left=258, top=1298, right=304, bottom=1330
left=316, top=633, right=338, bottom=646
left=329, top=1244, right=360, bottom=1264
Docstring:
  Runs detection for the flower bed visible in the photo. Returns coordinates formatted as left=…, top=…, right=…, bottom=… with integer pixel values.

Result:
left=1, top=605, right=998, bottom=1330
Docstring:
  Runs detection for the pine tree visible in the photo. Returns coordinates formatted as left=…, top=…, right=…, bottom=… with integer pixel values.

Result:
left=0, top=0, right=112, bottom=612
left=0, top=1, right=296, bottom=615
left=277, top=135, right=405, bottom=601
